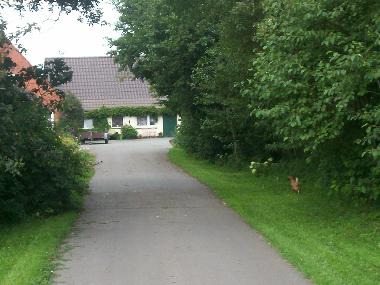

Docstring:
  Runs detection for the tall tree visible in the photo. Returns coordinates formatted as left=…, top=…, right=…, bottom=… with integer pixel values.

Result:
left=113, top=0, right=267, bottom=161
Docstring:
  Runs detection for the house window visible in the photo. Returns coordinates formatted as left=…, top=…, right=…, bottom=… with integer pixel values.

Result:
left=149, top=115, right=158, bottom=126
left=83, top=119, right=94, bottom=129
left=137, top=115, right=157, bottom=126
left=137, top=116, right=148, bottom=126
left=112, top=117, right=123, bottom=128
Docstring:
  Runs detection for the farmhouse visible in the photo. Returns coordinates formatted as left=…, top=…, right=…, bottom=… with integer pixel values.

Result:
left=48, top=56, right=177, bottom=137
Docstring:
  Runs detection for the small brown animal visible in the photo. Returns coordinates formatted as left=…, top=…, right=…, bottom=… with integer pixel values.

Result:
left=288, top=176, right=300, bottom=193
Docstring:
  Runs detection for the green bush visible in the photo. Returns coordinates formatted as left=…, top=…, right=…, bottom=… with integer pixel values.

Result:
left=121, top=125, right=138, bottom=139
left=0, top=85, right=94, bottom=223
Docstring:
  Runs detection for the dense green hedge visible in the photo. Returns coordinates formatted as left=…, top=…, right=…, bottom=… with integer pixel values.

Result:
left=0, top=86, right=94, bottom=223
left=85, top=106, right=174, bottom=120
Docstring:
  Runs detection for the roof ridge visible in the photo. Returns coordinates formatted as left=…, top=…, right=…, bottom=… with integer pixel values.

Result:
left=45, top=56, right=113, bottom=60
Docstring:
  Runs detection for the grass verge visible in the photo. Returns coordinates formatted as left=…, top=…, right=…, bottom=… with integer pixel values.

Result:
left=0, top=212, right=77, bottom=285
left=169, top=147, right=380, bottom=285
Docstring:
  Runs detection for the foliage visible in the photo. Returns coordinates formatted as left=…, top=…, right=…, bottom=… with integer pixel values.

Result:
left=113, top=0, right=269, bottom=163
left=93, top=117, right=111, bottom=132
left=1, top=29, right=94, bottom=222
left=85, top=105, right=173, bottom=120
left=190, top=0, right=266, bottom=163
left=249, top=157, right=273, bottom=176
left=59, top=92, right=84, bottom=135
left=1, top=47, right=73, bottom=110
left=0, top=0, right=102, bottom=25
left=169, top=147, right=380, bottom=285
left=243, top=0, right=380, bottom=200
left=0, top=0, right=100, bottom=224
left=121, top=125, right=138, bottom=139
left=113, top=0, right=380, bottom=201
left=0, top=77, right=94, bottom=223
left=22, top=58, right=73, bottom=106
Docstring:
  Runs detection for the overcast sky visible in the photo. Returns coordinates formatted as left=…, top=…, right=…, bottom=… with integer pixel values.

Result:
left=2, top=1, right=120, bottom=65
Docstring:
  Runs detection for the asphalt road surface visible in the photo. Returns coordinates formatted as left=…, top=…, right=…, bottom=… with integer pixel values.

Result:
left=53, top=139, right=311, bottom=285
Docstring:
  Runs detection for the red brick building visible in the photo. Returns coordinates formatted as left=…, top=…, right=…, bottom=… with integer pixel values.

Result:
left=1, top=43, right=61, bottom=120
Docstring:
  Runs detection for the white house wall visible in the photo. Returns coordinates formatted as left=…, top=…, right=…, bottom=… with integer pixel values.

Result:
left=107, top=116, right=164, bottom=137
left=157, top=116, right=164, bottom=134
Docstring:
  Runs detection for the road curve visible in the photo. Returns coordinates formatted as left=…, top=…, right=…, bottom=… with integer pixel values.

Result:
left=53, top=139, right=311, bottom=285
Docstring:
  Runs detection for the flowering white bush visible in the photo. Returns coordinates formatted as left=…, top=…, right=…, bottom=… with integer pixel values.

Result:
left=249, top=158, right=273, bottom=175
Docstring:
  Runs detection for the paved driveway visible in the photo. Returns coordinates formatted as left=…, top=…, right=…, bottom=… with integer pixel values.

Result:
left=54, top=139, right=311, bottom=285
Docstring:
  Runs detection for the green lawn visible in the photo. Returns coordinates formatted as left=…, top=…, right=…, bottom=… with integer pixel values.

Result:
left=169, top=147, right=380, bottom=285
left=0, top=212, right=77, bottom=285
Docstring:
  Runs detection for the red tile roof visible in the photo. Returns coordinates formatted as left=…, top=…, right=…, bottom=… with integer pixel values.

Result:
left=1, top=43, right=60, bottom=107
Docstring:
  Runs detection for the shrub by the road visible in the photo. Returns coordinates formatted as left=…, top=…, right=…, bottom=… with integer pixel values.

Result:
left=121, top=125, right=138, bottom=139
left=0, top=86, right=94, bottom=223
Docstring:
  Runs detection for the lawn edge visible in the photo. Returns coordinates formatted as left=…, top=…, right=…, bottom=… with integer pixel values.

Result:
left=46, top=212, right=80, bottom=284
